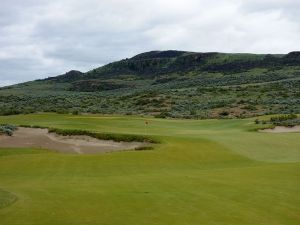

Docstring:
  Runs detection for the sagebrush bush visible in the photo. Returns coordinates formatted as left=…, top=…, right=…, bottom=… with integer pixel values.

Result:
left=254, top=114, right=300, bottom=127
left=0, top=124, right=17, bottom=136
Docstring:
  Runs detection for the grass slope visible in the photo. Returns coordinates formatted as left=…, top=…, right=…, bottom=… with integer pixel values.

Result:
left=0, top=113, right=299, bottom=225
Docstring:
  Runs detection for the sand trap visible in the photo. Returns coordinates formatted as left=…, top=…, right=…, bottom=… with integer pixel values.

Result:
left=260, top=125, right=300, bottom=133
left=0, top=127, right=149, bottom=154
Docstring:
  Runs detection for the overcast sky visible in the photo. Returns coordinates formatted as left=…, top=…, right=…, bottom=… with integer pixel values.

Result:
left=0, top=0, right=299, bottom=86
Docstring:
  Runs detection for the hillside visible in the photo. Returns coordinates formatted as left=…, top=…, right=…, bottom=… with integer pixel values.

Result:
left=0, top=50, right=300, bottom=118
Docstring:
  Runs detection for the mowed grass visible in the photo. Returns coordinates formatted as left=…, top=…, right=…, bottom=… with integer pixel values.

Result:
left=0, top=113, right=299, bottom=225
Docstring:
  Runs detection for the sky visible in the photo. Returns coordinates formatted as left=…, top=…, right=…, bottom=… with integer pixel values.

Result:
left=0, top=0, right=299, bottom=86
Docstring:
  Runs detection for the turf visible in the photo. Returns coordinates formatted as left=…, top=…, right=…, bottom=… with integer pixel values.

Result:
left=0, top=113, right=299, bottom=225
left=0, top=189, right=18, bottom=209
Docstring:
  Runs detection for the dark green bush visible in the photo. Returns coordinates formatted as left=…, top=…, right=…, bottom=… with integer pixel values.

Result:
left=0, top=124, right=17, bottom=136
left=154, top=111, right=170, bottom=118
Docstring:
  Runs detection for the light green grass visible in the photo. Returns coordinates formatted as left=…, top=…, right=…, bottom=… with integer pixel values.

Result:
left=0, top=113, right=299, bottom=225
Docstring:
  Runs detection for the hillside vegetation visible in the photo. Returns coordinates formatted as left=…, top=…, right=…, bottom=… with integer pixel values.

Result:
left=1, top=50, right=300, bottom=118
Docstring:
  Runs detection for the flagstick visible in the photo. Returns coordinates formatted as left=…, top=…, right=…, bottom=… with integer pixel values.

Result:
left=144, top=121, right=148, bottom=135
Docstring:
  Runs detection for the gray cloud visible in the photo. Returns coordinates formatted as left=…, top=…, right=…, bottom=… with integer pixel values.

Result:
left=0, top=0, right=300, bottom=86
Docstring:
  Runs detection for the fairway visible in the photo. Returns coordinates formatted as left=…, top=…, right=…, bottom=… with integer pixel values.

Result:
left=0, top=113, right=299, bottom=225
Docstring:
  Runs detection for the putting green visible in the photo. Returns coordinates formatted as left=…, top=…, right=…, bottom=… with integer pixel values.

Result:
left=0, top=113, right=299, bottom=225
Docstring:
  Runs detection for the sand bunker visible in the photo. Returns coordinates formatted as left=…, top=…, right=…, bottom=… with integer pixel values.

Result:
left=0, top=127, right=149, bottom=154
left=260, top=125, right=300, bottom=133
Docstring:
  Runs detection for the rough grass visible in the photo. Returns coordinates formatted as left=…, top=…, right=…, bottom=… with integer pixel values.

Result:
left=47, top=127, right=160, bottom=143
left=0, top=113, right=299, bottom=225
left=0, top=189, right=18, bottom=209
left=18, top=124, right=160, bottom=143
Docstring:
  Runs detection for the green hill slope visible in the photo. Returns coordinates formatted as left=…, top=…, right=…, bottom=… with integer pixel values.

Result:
left=0, top=50, right=300, bottom=118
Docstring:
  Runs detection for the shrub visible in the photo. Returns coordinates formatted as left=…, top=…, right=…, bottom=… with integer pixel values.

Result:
left=256, top=114, right=300, bottom=127
left=270, top=114, right=297, bottom=122
left=272, top=118, right=300, bottom=127
left=0, top=124, right=17, bottom=136
left=219, top=111, right=229, bottom=116
left=154, top=111, right=170, bottom=118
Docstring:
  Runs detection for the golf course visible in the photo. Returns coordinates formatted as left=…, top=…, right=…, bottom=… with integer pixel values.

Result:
left=0, top=113, right=299, bottom=225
